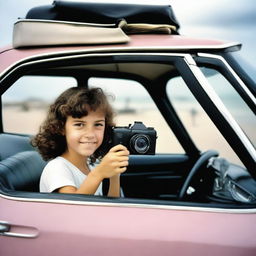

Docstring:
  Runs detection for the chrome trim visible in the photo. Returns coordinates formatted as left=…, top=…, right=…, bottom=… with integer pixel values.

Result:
left=197, top=53, right=256, bottom=106
left=183, top=54, right=197, bottom=66
left=0, top=193, right=256, bottom=214
left=0, top=42, right=240, bottom=79
left=0, top=230, right=38, bottom=239
left=183, top=55, right=256, bottom=161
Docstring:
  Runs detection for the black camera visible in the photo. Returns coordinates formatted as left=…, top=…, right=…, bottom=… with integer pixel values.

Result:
left=111, top=121, right=157, bottom=155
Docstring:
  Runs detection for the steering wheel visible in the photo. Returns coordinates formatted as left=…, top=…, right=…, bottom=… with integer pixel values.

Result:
left=178, top=150, right=219, bottom=199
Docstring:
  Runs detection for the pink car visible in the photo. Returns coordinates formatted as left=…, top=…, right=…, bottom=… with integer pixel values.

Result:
left=0, top=2, right=256, bottom=255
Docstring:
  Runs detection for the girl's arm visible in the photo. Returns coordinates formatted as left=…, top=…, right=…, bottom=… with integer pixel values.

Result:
left=108, top=174, right=121, bottom=197
left=57, top=171, right=102, bottom=194
left=58, top=145, right=129, bottom=195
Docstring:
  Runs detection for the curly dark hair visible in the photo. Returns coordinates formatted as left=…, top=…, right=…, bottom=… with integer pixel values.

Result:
left=31, top=87, right=115, bottom=163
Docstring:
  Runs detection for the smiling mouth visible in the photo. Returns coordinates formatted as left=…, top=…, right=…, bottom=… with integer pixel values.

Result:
left=80, top=142, right=96, bottom=144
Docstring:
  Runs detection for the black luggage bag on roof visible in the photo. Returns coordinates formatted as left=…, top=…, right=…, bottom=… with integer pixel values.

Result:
left=26, top=0, right=180, bottom=34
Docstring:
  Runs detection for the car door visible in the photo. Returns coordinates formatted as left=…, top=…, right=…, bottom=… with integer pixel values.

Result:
left=1, top=191, right=256, bottom=256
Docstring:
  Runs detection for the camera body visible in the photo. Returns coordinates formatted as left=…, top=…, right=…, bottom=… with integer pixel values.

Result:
left=111, top=121, right=157, bottom=155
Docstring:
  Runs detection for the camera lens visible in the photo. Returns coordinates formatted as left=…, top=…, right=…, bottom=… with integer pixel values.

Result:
left=130, top=134, right=150, bottom=154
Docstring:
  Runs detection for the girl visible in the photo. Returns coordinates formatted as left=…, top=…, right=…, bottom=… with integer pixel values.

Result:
left=32, top=87, right=129, bottom=197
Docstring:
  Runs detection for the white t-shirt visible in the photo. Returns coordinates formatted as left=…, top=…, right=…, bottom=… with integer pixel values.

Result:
left=40, top=156, right=102, bottom=195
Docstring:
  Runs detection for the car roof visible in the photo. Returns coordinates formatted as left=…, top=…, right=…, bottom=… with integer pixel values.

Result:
left=0, top=34, right=240, bottom=76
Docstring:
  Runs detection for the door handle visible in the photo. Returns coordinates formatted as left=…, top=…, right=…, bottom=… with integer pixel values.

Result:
left=0, top=221, right=38, bottom=238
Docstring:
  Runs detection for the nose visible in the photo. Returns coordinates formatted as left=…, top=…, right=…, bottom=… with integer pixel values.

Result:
left=83, top=126, right=95, bottom=140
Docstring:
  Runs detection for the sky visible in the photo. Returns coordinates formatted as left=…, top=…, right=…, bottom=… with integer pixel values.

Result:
left=0, top=0, right=255, bottom=66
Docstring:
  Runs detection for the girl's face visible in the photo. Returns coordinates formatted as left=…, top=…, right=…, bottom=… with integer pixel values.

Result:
left=63, top=109, right=105, bottom=159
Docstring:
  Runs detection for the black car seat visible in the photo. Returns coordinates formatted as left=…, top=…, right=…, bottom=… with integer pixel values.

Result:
left=0, top=151, right=46, bottom=192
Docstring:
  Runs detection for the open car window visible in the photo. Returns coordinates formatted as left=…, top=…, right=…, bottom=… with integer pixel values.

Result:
left=2, top=75, right=76, bottom=134
left=88, top=77, right=184, bottom=154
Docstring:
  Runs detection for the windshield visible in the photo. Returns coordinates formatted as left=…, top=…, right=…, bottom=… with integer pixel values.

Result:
left=199, top=66, right=256, bottom=149
left=228, top=51, right=256, bottom=83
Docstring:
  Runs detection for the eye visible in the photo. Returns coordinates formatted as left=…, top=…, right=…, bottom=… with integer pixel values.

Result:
left=74, top=122, right=84, bottom=127
left=95, top=123, right=104, bottom=127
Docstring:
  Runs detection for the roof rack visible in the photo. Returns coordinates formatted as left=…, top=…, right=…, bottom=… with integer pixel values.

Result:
left=13, top=1, right=180, bottom=48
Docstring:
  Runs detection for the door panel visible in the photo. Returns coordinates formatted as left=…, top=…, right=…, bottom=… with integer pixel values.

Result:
left=121, top=154, right=194, bottom=199
left=1, top=196, right=255, bottom=256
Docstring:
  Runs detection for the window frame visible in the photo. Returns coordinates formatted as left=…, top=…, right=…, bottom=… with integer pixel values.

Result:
left=0, top=51, right=254, bottom=173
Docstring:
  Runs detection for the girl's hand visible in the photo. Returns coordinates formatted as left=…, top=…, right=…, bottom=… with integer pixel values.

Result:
left=93, top=144, right=129, bottom=179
